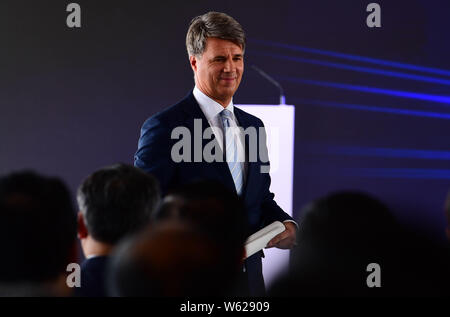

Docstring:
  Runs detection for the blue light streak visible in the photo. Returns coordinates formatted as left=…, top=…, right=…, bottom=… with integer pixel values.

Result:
left=249, top=51, right=450, bottom=86
left=342, top=168, right=450, bottom=180
left=282, top=77, right=450, bottom=105
left=290, top=98, right=450, bottom=119
left=249, top=38, right=450, bottom=77
left=308, top=144, right=450, bottom=160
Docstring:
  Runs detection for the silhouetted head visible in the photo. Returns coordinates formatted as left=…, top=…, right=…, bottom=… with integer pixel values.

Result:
left=298, top=191, right=398, bottom=255
left=0, top=171, right=76, bottom=293
left=154, top=179, right=248, bottom=266
left=272, top=191, right=402, bottom=296
left=272, top=191, right=450, bottom=296
left=109, top=221, right=238, bottom=296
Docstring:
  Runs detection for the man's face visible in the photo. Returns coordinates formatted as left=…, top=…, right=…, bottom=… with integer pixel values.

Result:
left=190, top=37, right=244, bottom=106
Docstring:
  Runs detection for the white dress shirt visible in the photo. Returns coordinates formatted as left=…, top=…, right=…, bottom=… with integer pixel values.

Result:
left=193, top=86, right=247, bottom=183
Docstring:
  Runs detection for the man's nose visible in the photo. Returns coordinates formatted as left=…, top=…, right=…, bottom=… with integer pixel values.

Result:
left=223, top=58, right=235, bottom=72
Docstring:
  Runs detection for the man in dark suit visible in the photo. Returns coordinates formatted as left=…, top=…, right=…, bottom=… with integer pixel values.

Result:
left=76, top=164, right=160, bottom=297
left=134, top=11, right=297, bottom=296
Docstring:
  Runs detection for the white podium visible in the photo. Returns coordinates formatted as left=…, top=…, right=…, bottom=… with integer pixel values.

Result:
left=236, top=104, right=295, bottom=290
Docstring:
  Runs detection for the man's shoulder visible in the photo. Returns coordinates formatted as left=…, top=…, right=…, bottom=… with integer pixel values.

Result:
left=81, top=256, right=109, bottom=271
left=142, top=91, right=196, bottom=128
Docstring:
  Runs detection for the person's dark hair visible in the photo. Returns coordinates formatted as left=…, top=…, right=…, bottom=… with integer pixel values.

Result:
left=271, top=191, right=450, bottom=296
left=151, top=179, right=248, bottom=296
left=298, top=191, right=398, bottom=253
left=77, top=164, right=160, bottom=244
left=186, top=11, right=246, bottom=57
left=108, top=222, right=230, bottom=296
left=0, top=171, right=76, bottom=283
left=154, top=179, right=248, bottom=258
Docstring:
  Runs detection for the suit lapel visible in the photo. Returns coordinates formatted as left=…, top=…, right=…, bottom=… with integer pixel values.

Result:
left=233, top=107, right=257, bottom=202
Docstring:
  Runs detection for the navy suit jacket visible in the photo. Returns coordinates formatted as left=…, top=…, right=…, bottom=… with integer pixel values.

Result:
left=75, top=256, right=109, bottom=297
left=134, top=91, right=294, bottom=295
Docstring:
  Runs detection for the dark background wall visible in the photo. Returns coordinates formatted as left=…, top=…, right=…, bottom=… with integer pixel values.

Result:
left=1, top=0, right=449, bottom=240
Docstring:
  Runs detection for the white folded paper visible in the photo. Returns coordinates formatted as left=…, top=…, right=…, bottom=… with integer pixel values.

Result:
left=244, top=221, right=286, bottom=259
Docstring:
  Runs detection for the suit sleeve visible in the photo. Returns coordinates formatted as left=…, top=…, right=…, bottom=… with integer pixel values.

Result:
left=258, top=121, right=295, bottom=227
left=134, top=116, right=176, bottom=195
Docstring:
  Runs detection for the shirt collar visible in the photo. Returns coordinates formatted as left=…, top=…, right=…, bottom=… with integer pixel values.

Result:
left=193, top=86, right=234, bottom=123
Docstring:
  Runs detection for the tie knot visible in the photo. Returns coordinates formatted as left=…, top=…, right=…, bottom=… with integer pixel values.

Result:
left=220, top=109, right=233, bottom=120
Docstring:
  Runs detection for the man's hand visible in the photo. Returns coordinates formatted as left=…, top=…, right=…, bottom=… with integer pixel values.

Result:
left=266, top=222, right=297, bottom=249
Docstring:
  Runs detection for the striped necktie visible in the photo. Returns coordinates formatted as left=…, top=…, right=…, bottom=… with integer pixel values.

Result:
left=220, top=109, right=243, bottom=195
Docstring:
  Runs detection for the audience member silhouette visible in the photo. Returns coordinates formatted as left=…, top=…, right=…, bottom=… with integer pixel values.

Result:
left=155, top=180, right=248, bottom=253
left=108, top=179, right=249, bottom=296
left=75, top=163, right=160, bottom=297
left=269, top=191, right=450, bottom=297
left=3, top=166, right=448, bottom=298
left=0, top=171, right=77, bottom=296
left=108, top=221, right=235, bottom=296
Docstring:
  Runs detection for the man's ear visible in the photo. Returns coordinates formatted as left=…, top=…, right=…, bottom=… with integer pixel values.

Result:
left=77, top=212, right=88, bottom=240
left=67, top=240, right=79, bottom=265
left=190, top=55, right=198, bottom=72
left=240, top=246, right=246, bottom=263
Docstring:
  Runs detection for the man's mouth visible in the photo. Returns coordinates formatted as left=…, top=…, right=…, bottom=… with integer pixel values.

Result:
left=220, top=77, right=236, bottom=81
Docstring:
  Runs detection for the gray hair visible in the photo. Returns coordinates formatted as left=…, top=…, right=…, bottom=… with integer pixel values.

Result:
left=186, top=11, right=246, bottom=57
